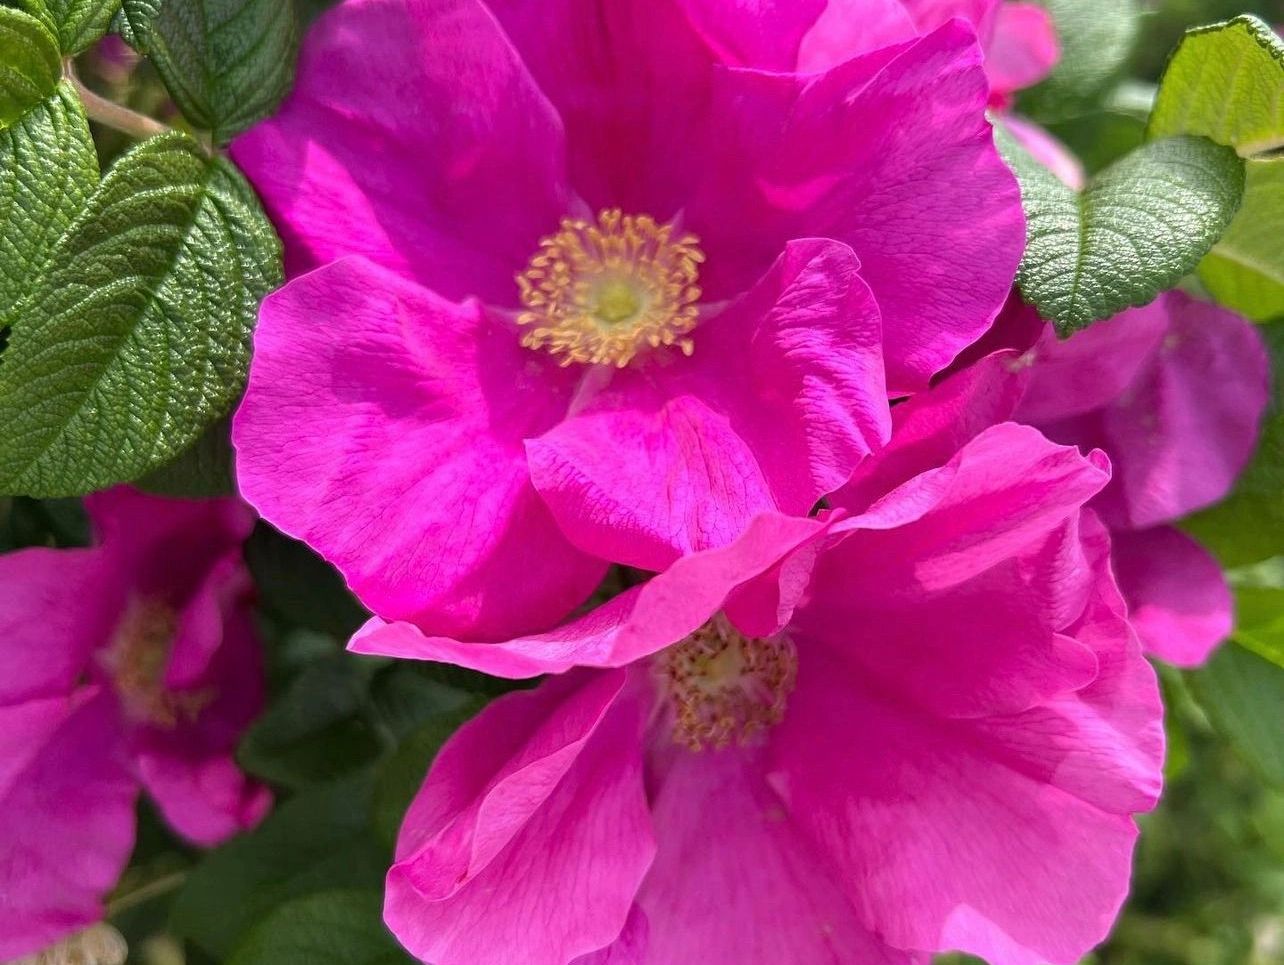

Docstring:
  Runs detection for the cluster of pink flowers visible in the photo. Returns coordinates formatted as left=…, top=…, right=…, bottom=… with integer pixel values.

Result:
left=0, top=1, right=1269, bottom=963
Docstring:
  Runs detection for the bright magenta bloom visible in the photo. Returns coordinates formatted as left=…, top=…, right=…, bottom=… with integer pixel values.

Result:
left=962, top=292, right=1270, bottom=665
left=357, top=390, right=1163, bottom=965
left=0, top=490, right=270, bottom=959
left=231, top=0, right=1024, bottom=640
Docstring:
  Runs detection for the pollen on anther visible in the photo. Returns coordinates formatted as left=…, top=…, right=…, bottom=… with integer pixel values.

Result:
left=515, top=208, right=704, bottom=368
left=104, top=598, right=214, bottom=728
left=656, top=614, right=797, bottom=752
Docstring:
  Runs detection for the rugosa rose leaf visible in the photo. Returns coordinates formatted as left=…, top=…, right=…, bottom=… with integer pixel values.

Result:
left=1191, top=641, right=1284, bottom=787
left=1148, top=16, right=1284, bottom=322
left=1002, top=131, right=1244, bottom=334
left=119, top=0, right=299, bottom=143
left=0, top=2, right=60, bottom=129
left=227, top=890, right=415, bottom=965
left=1148, top=15, right=1284, bottom=157
left=1018, top=0, right=1140, bottom=122
left=1200, top=157, right=1284, bottom=322
left=171, top=773, right=385, bottom=960
left=42, top=0, right=121, bottom=53
left=0, top=81, right=97, bottom=310
left=0, top=133, right=282, bottom=497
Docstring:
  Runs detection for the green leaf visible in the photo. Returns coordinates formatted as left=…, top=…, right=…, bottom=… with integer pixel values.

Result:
left=368, top=667, right=476, bottom=743
left=1189, top=641, right=1284, bottom=787
left=120, top=0, right=298, bottom=143
left=0, top=494, right=88, bottom=549
left=132, top=414, right=236, bottom=497
left=371, top=682, right=482, bottom=848
left=228, top=891, right=413, bottom=965
left=43, top=0, right=121, bottom=52
left=1147, top=16, right=1284, bottom=322
left=238, top=653, right=385, bottom=790
left=1233, top=584, right=1284, bottom=670
left=1002, top=132, right=1245, bottom=334
left=245, top=523, right=368, bottom=637
left=0, top=80, right=97, bottom=310
left=171, top=774, right=388, bottom=959
left=0, top=2, right=60, bottom=130
left=1019, top=0, right=1141, bottom=122
left=0, top=133, right=282, bottom=497
left=1045, top=109, right=1146, bottom=176
left=1198, top=156, right=1284, bottom=322
left=1148, top=16, right=1284, bottom=157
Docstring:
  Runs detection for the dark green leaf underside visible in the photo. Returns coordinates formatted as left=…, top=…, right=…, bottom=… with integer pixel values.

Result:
left=121, top=0, right=298, bottom=143
left=228, top=890, right=414, bottom=965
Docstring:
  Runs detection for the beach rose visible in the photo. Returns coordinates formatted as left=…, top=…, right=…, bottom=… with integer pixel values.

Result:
left=231, top=0, right=1023, bottom=640
left=0, top=490, right=270, bottom=960
left=356, top=392, right=1162, bottom=965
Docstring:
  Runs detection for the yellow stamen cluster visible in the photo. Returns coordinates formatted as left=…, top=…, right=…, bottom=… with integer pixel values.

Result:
left=106, top=598, right=213, bottom=728
left=657, top=614, right=797, bottom=752
left=516, top=209, right=704, bottom=368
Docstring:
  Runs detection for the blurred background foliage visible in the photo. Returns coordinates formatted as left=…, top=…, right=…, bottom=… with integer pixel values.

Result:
left=29, top=0, right=1284, bottom=962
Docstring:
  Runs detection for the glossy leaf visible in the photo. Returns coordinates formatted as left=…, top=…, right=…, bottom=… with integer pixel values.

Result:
left=0, top=2, right=60, bottom=130
left=0, top=133, right=282, bottom=497
left=0, top=80, right=97, bottom=310
left=228, top=890, right=413, bottom=965
left=1190, top=641, right=1284, bottom=787
left=171, top=774, right=387, bottom=959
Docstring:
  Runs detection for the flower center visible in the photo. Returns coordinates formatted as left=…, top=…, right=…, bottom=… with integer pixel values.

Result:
left=657, top=614, right=797, bottom=751
left=105, top=598, right=212, bottom=728
left=516, top=209, right=704, bottom=368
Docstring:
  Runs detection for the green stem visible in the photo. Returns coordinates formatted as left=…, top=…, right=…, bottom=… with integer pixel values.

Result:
left=105, top=870, right=187, bottom=917
left=65, top=60, right=171, bottom=141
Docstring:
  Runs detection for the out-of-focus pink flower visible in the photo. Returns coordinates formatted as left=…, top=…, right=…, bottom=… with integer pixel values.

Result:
left=892, top=0, right=1060, bottom=106
left=230, top=0, right=1024, bottom=641
left=0, top=489, right=271, bottom=960
left=359, top=398, right=1163, bottom=965
left=948, top=291, right=1270, bottom=665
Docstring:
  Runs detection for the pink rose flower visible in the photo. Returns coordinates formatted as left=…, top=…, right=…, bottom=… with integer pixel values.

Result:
left=949, top=290, right=1271, bottom=665
left=230, top=0, right=1024, bottom=641
left=0, top=489, right=271, bottom=960
left=356, top=397, right=1163, bottom=964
